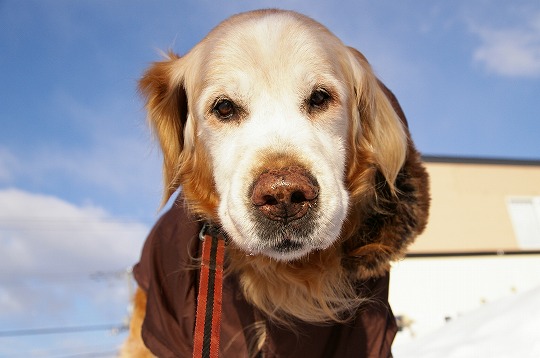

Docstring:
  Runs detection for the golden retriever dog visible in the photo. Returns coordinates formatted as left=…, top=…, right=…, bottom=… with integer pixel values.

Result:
left=122, top=9, right=429, bottom=357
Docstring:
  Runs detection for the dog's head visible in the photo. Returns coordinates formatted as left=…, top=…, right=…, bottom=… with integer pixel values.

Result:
left=140, top=10, right=416, bottom=263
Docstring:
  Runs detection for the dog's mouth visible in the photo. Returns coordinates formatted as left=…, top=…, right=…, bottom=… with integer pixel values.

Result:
left=249, top=212, right=320, bottom=259
left=273, top=238, right=304, bottom=253
left=249, top=220, right=324, bottom=260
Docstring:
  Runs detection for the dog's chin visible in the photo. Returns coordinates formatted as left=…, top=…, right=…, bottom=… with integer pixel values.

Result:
left=236, top=236, right=331, bottom=262
left=261, top=240, right=314, bottom=261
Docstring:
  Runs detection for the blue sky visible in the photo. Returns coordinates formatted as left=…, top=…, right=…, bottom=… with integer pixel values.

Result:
left=1, top=0, right=540, bottom=355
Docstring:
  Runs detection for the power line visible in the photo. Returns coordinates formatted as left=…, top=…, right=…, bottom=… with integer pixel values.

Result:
left=0, top=216, right=150, bottom=233
left=3, top=344, right=121, bottom=358
left=0, top=323, right=127, bottom=337
left=0, top=269, right=131, bottom=285
left=47, top=350, right=117, bottom=358
left=0, top=217, right=146, bottom=224
left=49, top=349, right=119, bottom=358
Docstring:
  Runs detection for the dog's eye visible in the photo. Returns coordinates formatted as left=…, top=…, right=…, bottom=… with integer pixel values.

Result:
left=213, top=99, right=235, bottom=120
left=309, top=89, right=331, bottom=110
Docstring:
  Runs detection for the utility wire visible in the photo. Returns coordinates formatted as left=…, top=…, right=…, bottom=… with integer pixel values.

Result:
left=3, top=345, right=120, bottom=358
left=0, top=323, right=127, bottom=337
left=0, top=268, right=132, bottom=284
left=50, top=350, right=119, bottom=358
left=3, top=346, right=120, bottom=358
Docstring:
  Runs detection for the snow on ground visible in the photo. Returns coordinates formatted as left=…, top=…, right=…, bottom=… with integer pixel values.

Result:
left=393, top=285, right=540, bottom=358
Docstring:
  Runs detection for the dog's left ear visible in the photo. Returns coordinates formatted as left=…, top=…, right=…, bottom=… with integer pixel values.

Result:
left=343, top=48, right=430, bottom=279
left=346, top=47, right=408, bottom=192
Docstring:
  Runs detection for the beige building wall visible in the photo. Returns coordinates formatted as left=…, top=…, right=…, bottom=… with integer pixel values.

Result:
left=409, top=158, right=540, bottom=253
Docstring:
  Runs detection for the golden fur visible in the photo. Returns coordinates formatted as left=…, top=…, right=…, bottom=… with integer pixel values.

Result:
left=123, top=9, right=429, bottom=356
left=120, top=289, right=156, bottom=357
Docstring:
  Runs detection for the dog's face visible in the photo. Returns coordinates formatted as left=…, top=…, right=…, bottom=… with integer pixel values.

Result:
left=198, top=15, right=354, bottom=260
left=141, top=10, right=408, bottom=261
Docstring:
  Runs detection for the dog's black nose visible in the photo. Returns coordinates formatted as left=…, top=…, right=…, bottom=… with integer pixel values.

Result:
left=251, top=167, right=319, bottom=223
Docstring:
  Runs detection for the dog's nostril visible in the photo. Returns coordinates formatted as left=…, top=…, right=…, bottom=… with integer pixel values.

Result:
left=291, top=190, right=307, bottom=204
left=251, top=167, right=319, bottom=222
left=262, top=195, right=279, bottom=206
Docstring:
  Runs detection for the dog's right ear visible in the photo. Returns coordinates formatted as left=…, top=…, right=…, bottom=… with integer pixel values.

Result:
left=139, top=53, right=188, bottom=204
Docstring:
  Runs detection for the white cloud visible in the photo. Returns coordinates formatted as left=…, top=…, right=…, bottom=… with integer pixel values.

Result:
left=0, top=188, right=148, bottom=276
left=471, top=12, right=540, bottom=77
left=0, top=188, right=148, bottom=318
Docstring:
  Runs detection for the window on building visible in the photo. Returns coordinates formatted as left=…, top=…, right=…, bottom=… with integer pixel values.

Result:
left=507, top=197, right=540, bottom=249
